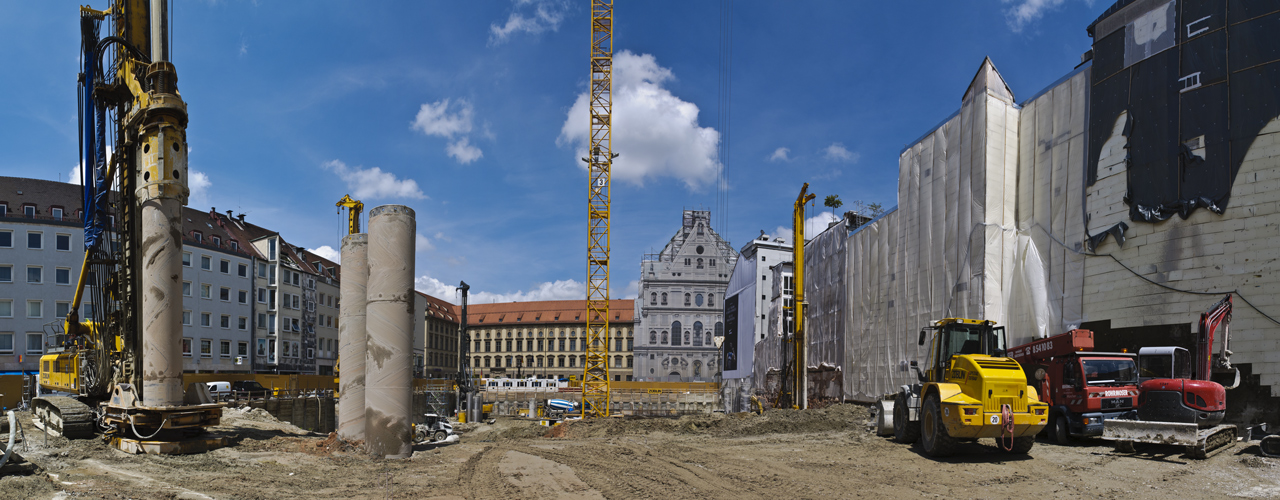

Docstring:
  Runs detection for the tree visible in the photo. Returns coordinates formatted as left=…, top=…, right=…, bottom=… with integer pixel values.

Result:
left=823, top=194, right=843, bottom=220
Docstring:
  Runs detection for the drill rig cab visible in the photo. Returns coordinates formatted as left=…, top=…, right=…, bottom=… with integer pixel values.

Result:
left=887, top=318, right=1048, bottom=457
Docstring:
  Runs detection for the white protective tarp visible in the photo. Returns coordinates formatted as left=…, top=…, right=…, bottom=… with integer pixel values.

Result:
left=804, top=219, right=848, bottom=399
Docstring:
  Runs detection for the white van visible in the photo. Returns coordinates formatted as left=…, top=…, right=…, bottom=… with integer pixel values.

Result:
left=206, top=381, right=231, bottom=401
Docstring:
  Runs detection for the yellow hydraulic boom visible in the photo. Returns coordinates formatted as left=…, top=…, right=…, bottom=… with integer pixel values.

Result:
left=779, top=184, right=815, bottom=409
left=336, top=195, right=364, bottom=235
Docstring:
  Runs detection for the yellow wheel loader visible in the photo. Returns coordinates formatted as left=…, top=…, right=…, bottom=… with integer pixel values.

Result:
left=885, top=319, right=1049, bottom=457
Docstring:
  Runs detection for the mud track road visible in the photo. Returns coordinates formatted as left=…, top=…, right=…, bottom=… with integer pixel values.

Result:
left=4, top=404, right=1280, bottom=499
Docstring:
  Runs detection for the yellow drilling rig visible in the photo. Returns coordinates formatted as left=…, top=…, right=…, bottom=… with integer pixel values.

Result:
left=33, top=0, right=224, bottom=455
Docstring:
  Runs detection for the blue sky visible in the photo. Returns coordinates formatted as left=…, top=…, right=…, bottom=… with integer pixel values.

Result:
left=1, top=0, right=1110, bottom=304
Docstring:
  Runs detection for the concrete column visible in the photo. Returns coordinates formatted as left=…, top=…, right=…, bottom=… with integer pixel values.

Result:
left=365, top=205, right=415, bottom=459
left=338, top=234, right=368, bottom=441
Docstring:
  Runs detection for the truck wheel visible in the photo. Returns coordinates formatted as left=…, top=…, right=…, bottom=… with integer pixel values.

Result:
left=1005, top=435, right=1035, bottom=454
left=893, top=395, right=920, bottom=444
left=1052, top=414, right=1071, bottom=445
left=433, top=430, right=448, bottom=442
left=920, top=394, right=957, bottom=457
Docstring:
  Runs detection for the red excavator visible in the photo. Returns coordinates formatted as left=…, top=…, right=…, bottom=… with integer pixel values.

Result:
left=1103, top=294, right=1239, bottom=458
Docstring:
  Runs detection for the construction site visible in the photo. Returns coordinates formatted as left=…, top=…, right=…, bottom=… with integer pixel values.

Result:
left=6, top=0, right=1280, bottom=498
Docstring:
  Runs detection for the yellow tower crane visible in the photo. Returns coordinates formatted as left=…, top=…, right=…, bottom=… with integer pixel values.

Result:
left=580, top=0, right=616, bottom=418
left=336, top=195, right=364, bottom=235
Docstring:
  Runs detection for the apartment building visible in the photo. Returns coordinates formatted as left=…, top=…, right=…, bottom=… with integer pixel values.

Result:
left=420, top=291, right=460, bottom=379
left=464, top=300, right=635, bottom=381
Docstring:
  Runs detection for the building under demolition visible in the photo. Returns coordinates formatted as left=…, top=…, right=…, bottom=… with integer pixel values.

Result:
left=757, top=1, right=1280, bottom=422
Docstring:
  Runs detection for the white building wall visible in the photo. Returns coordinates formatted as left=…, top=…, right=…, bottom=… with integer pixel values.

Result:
left=0, top=218, right=84, bottom=372
left=180, top=244, right=253, bottom=372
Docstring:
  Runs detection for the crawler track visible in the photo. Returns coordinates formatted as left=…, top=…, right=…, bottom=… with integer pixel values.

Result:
left=32, top=396, right=96, bottom=439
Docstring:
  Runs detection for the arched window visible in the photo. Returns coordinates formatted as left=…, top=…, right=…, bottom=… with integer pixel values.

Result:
left=708, top=294, right=715, bottom=307
left=693, top=322, right=703, bottom=346
left=650, top=330, right=657, bottom=344
left=696, top=294, right=704, bottom=306
left=671, top=322, right=681, bottom=344
left=684, top=293, right=691, bottom=306
left=715, top=322, right=724, bottom=337
left=651, top=292, right=657, bottom=305
left=661, top=292, right=668, bottom=305
left=661, top=331, right=669, bottom=344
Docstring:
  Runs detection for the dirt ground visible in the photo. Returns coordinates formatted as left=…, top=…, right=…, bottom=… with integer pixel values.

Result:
left=3, top=404, right=1280, bottom=499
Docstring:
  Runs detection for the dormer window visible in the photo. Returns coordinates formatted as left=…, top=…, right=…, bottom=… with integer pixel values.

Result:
left=23, top=205, right=36, bottom=218
left=192, top=231, right=203, bottom=243
left=230, top=240, right=239, bottom=250
left=51, top=207, right=63, bottom=220
left=0, top=204, right=7, bottom=217
left=212, top=236, right=221, bottom=247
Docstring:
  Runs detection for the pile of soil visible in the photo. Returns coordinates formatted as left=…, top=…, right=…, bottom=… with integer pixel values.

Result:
left=555, top=403, right=872, bottom=439
left=218, top=406, right=309, bottom=435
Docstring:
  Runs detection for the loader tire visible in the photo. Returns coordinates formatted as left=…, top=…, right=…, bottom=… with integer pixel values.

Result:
left=920, top=394, right=957, bottom=457
left=1004, top=435, right=1035, bottom=454
left=893, top=395, right=919, bottom=444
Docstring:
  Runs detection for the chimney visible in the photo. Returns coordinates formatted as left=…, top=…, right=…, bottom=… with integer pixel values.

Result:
left=237, top=214, right=246, bottom=223
left=226, top=210, right=234, bottom=219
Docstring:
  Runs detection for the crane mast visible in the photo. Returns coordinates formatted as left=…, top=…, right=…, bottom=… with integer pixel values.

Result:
left=581, top=0, right=615, bottom=418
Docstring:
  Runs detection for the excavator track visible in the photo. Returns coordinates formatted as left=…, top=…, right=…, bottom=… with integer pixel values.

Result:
left=33, top=396, right=96, bottom=439
left=1186, top=425, right=1238, bottom=459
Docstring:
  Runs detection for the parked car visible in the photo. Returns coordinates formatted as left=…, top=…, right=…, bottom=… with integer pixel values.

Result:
left=231, top=380, right=271, bottom=399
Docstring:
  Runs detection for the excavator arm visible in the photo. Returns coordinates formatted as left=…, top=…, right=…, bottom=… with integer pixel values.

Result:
left=1197, top=294, right=1238, bottom=389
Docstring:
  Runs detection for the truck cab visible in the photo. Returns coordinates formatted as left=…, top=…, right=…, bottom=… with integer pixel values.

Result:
left=1010, top=329, right=1139, bottom=444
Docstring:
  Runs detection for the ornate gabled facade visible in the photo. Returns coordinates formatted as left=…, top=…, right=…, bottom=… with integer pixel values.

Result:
left=634, top=210, right=737, bottom=382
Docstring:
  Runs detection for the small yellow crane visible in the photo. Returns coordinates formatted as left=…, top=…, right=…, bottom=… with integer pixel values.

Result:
left=336, top=195, right=364, bottom=234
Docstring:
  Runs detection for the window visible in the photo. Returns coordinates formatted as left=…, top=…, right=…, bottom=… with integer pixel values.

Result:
left=201, top=312, right=211, bottom=327
left=257, top=263, right=267, bottom=277
left=55, top=268, right=71, bottom=285
left=50, top=207, right=63, bottom=220
left=201, top=284, right=211, bottom=298
left=201, top=339, right=212, bottom=357
left=220, top=314, right=230, bottom=329
left=56, top=233, right=70, bottom=251
left=268, top=265, right=276, bottom=284
left=220, top=287, right=230, bottom=301
left=83, top=303, right=94, bottom=318
left=182, top=310, right=192, bottom=325
left=238, top=290, right=248, bottom=303
left=220, top=259, right=230, bottom=273
left=291, top=318, right=299, bottom=331
left=684, top=258, right=691, bottom=266
left=238, top=342, right=249, bottom=356
left=56, top=301, right=70, bottom=318
left=183, top=281, right=192, bottom=296
left=213, top=236, right=222, bottom=247
left=28, top=231, right=42, bottom=249
left=268, top=238, right=277, bottom=260
left=192, top=231, right=203, bottom=243
left=200, top=255, right=211, bottom=270
left=182, top=252, right=192, bottom=267
left=27, top=333, right=43, bottom=354
left=0, top=265, right=9, bottom=283
left=0, top=204, right=5, bottom=216
left=292, top=295, right=300, bottom=309
left=257, top=313, right=267, bottom=329
left=230, top=241, right=239, bottom=251
left=27, top=300, right=42, bottom=318
left=0, top=230, right=10, bottom=248
left=23, top=205, right=35, bottom=217
left=268, top=313, right=276, bottom=333
left=221, top=340, right=232, bottom=357
left=292, top=272, right=300, bottom=286
left=239, top=317, right=248, bottom=330
left=238, top=263, right=248, bottom=277
left=696, top=293, right=704, bottom=307
left=628, top=338, right=634, bottom=350
left=0, top=333, right=11, bottom=354
left=0, top=300, right=11, bottom=317
left=710, top=259, right=716, bottom=267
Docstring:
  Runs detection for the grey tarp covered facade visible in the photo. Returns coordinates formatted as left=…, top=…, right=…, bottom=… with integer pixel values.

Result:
left=803, top=219, right=848, bottom=399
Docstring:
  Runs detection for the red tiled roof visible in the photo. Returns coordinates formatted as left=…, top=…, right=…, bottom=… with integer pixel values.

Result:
left=464, top=300, right=635, bottom=326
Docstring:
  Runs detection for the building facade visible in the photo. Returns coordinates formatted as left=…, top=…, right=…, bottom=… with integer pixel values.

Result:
left=634, top=210, right=738, bottom=382
left=722, top=234, right=792, bottom=382
left=420, top=291, right=461, bottom=379
left=464, top=300, right=635, bottom=381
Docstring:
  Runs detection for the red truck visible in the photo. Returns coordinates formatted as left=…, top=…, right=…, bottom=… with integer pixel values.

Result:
left=1009, top=329, right=1139, bottom=444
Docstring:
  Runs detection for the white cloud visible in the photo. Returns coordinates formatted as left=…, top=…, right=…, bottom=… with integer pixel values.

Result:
left=313, top=245, right=341, bottom=263
left=1002, top=0, right=1069, bottom=32
left=416, top=233, right=435, bottom=252
left=445, top=137, right=483, bottom=164
left=68, top=146, right=115, bottom=185
left=771, top=212, right=840, bottom=243
left=489, top=0, right=570, bottom=46
left=823, top=142, right=859, bottom=163
left=323, top=159, right=426, bottom=200
left=434, top=231, right=451, bottom=243
left=412, top=98, right=484, bottom=165
left=188, top=169, right=213, bottom=207
left=559, top=51, right=721, bottom=190
left=769, top=147, right=792, bottom=162
left=413, top=276, right=637, bottom=304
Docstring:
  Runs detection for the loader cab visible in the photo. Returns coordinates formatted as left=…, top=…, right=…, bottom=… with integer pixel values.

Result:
left=915, top=318, right=1006, bottom=382
left=1137, top=346, right=1191, bottom=383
